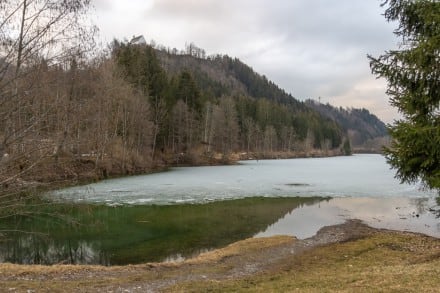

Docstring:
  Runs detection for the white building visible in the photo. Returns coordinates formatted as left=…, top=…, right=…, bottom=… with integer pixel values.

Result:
left=130, top=35, right=146, bottom=45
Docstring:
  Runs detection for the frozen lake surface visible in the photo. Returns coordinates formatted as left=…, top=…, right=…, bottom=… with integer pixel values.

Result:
left=50, top=154, right=436, bottom=205
left=48, top=154, right=439, bottom=240
left=2, top=155, right=438, bottom=265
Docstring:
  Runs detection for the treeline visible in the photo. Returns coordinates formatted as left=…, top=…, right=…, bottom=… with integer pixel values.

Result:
left=113, top=40, right=348, bottom=163
left=1, top=56, right=155, bottom=183
left=1, top=36, right=349, bottom=190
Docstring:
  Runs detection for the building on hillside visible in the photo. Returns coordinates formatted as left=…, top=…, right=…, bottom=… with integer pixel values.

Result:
left=130, top=35, right=146, bottom=45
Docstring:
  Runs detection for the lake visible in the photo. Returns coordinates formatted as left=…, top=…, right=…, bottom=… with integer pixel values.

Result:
left=51, top=154, right=435, bottom=204
left=0, top=155, right=438, bottom=265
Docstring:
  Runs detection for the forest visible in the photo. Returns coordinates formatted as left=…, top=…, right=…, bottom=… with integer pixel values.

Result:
left=1, top=38, right=352, bottom=186
left=0, top=1, right=388, bottom=193
left=305, top=100, right=389, bottom=153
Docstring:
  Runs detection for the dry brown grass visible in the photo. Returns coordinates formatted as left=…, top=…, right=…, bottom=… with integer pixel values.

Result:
left=0, top=230, right=439, bottom=292
left=186, top=235, right=295, bottom=264
left=173, top=231, right=440, bottom=292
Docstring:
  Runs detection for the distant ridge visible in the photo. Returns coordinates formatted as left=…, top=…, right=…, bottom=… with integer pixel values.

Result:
left=153, top=42, right=388, bottom=152
left=305, top=100, right=389, bottom=152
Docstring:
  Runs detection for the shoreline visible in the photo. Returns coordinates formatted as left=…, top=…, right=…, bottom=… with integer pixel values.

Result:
left=256, top=196, right=440, bottom=242
left=4, top=149, right=384, bottom=196
left=1, top=219, right=439, bottom=292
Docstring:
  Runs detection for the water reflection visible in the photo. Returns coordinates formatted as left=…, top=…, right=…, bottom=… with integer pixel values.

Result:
left=0, top=197, right=321, bottom=265
left=1, top=237, right=108, bottom=265
left=256, top=197, right=440, bottom=239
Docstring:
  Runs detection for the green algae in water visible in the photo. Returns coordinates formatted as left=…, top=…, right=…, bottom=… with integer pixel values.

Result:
left=0, top=197, right=323, bottom=265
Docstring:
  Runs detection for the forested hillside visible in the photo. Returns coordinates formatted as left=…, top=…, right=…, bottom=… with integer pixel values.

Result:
left=114, top=40, right=349, bottom=163
left=2, top=30, right=382, bottom=191
left=305, top=100, right=389, bottom=152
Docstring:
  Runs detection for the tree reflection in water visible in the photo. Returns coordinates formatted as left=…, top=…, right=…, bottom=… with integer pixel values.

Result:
left=0, top=197, right=322, bottom=265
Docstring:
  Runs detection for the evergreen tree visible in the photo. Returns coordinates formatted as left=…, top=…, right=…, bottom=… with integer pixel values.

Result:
left=176, top=71, right=203, bottom=115
left=369, top=0, right=440, bottom=190
left=114, top=43, right=167, bottom=99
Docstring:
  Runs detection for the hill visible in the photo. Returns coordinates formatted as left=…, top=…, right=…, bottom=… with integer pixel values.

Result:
left=113, top=39, right=351, bottom=163
left=152, top=42, right=388, bottom=154
left=305, top=100, right=389, bottom=152
left=157, top=50, right=304, bottom=108
left=1, top=37, right=389, bottom=192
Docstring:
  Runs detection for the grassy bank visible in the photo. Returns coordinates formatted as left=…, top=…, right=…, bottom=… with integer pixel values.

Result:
left=175, top=232, right=440, bottom=292
left=0, top=221, right=439, bottom=292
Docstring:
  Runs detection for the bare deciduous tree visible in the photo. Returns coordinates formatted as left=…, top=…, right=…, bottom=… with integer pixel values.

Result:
left=0, top=0, right=96, bottom=220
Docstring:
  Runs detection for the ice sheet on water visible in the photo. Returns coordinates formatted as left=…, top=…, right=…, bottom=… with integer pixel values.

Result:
left=49, top=155, right=437, bottom=205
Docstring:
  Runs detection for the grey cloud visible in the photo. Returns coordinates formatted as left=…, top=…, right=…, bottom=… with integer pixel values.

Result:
left=261, top=0, right=395, bottom=48
left=151, top=0, right=228, bottom=18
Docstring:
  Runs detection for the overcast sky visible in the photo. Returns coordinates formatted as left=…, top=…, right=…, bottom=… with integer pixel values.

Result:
left=93, top=0, right=399, bottom=123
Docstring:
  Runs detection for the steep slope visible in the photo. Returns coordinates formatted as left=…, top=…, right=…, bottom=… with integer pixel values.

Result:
left=156, top=51, right=304, bottom=109
left=305, top=100, right=390, bottom=152
left=140, top=46, right=348, bottom=156
left=114, top=40, right=389, bottom=161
